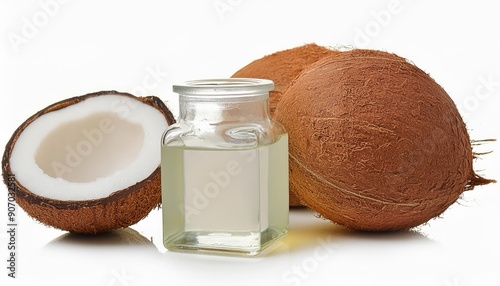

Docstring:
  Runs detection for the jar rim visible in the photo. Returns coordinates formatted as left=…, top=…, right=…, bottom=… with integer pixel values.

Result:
left=173, top=78, right=274, bottom=97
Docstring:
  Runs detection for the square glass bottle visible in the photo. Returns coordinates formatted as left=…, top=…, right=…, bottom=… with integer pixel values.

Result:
left=161, top=78, right=288, bottom=256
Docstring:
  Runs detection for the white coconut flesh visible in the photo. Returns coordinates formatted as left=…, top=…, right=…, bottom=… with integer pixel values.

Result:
left=9, top=94, right=169, bottom=201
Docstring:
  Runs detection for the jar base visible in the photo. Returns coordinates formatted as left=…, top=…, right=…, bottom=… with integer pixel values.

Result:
left=164, top=228, right=287, bottom=257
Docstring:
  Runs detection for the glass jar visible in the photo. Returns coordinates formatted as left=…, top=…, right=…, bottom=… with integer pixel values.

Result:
left=161, top=78, right=288, bottom=256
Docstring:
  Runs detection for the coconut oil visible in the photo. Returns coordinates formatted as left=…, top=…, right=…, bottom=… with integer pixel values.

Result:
left=161, top=79, right=288, bottom=256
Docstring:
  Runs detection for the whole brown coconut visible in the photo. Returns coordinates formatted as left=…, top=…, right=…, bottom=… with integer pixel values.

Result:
left=2, top=91, right=175, bottom=234
left=274, top=49, right=494, bottom=231
left=232, top=43, right=340, bottom=207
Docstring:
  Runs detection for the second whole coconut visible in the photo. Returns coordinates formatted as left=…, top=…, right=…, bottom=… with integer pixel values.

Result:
left=232, top=43, right=340, bottom=207
left=274, top=49, right=494, bottom=231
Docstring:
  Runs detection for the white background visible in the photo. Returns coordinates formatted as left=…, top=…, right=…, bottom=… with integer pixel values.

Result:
left=1, top=0, right=499, bottom=285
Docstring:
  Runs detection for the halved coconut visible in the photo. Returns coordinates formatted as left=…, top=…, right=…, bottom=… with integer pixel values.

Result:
left=2, top=91, right=175, bottom=234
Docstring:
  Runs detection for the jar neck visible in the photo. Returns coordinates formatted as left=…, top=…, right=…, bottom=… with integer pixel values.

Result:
left=179, top=96, right=271, bottom=123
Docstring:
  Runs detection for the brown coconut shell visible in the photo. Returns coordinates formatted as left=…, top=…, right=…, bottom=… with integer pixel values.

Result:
left=232, top=43, right=339, bottom=116
left=232, top=43, right=340, bottom=207
left=2, top=91, right=175, bottom=234
left=274, top=49, right=495, bottom=231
